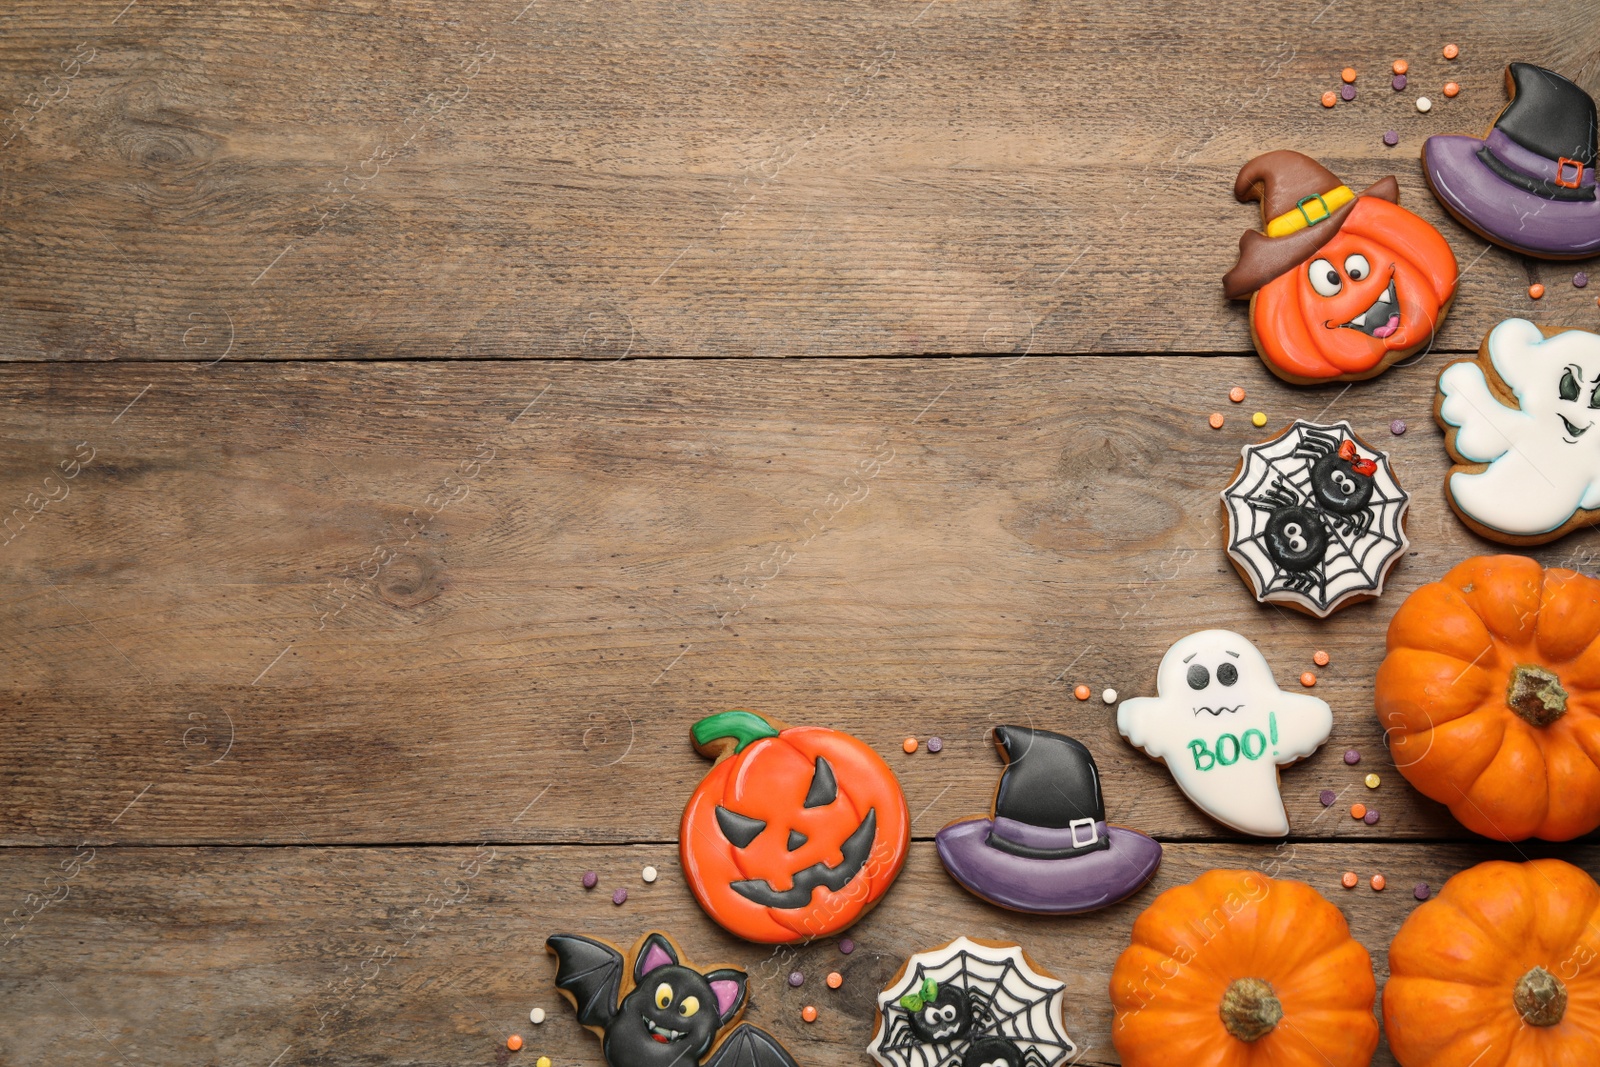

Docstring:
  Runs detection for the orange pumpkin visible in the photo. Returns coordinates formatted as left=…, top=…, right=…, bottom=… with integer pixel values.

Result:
left=1110, top=868, right=1379, bottom=1067
left=1385, top=858, right=1600, bottom=1067
left=680, top=710, right=909, bottom=944
left=1375, top=555, right=1600, bottom=841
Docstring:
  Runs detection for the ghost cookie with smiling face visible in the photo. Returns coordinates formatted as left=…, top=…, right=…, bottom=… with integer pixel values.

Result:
left=1117, top=630, right=1333, bottom=837
left=1436, top=318, right=1600, bottom=544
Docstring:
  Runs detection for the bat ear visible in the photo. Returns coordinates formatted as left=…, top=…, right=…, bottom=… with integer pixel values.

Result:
left=634, top=933, right=678, bottom=982
left=703, top=969, right=747, bottom=1024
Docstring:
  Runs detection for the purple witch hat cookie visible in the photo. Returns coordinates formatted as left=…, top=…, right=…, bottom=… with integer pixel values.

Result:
left=935, top=726, right=1161, bottom=914
left=1423, top=63, right=1600, bottom=259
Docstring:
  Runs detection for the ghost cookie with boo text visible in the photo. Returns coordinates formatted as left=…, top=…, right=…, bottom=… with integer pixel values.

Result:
left=1436, top=318, right=1600, bottom=544
left=1117, top=630, right=1333, bottom=836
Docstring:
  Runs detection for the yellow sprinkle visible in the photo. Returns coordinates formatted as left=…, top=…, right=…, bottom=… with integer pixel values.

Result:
left=1365, top=773, right=1381, bottom=789
left=1251, top=412, right=1267, bottom=427
left=537, top=1057, right=551, bottom=1067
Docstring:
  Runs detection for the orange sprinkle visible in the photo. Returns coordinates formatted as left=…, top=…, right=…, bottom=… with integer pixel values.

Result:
left=1371, top=874, right=1387, bottom=891
left=1443, top=43, right=1460, bottom=60
left=1313, top=650, right=1330, bottom=667
left=1530, top=283, right=1546, bottom=300
left=1341, top=67, right=1358, bottom=84
left=902, top=737, right=918, bottom=754
left=1351, top=803, right=1367, bottom=820
left=1073, top=684, right=1091, bottom=701
left=1300, top=671, right=1317, bottom=687
left=507, top=1035, right=524, bottom=1052
left=802, top=1006, right=818, bottom=1023
left=826, top=971, right=843, bottom=989
left=1321, top=90, right=1338, bottom=108
left=1209, top=412, right=1225, bottom=429
left=1229, top=386, right=1246, bottom=403
left=1341, top=871, right=1359, bottom=889
left=1392, top=59, right=1409, bottom=75
left=1444, top=81, right=1460, bottom=98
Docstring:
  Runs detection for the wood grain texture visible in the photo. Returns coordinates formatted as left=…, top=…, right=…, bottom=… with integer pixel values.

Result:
left=1, top=0, right=1598, bottom=360
left=2, top=356, right=1597, bottom=846
left=3, top=842, right=1596, bottom=1067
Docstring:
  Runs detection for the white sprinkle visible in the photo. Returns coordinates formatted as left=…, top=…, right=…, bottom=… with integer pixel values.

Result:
left=1415, top=96, right=1432, bottom=113
left=642, top=865, right=659, bottom=883
left=1101, top=688, right=1118, bottom=704
left=530, top=1007, right=546, bottom=1025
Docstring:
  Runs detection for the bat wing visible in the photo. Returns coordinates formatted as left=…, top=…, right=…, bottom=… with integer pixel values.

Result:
left=704, top=1024, right=801, bottom=1067
left=546, top=934, right=624, bottom=1030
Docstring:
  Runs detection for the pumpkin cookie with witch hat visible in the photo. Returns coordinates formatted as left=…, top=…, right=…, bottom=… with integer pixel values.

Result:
left=1224, top=150, right=1458, bottom=384
left=935, top=726, right=1161, bottom=914
left=680, top=710, right=910, bottom=943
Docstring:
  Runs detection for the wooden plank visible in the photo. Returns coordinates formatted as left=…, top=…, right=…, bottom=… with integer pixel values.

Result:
left=3, top=842, right=1596, bottom=1066
left=1, top=0, right=1596, bottom=360
left=2, top=356, right=1592, bottom=844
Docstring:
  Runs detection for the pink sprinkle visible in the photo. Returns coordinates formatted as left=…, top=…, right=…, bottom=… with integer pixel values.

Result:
left=1414, top=883, right=1431, bottom=900
left=582, top=871, right=598, bottom=889
left=612, top=888, right=628, bottom=905
left=838, top=939, right=855, bottom=955
left=1344, top=749, right=1361, bottom=765
left=927, top=737, right=943, bottom=753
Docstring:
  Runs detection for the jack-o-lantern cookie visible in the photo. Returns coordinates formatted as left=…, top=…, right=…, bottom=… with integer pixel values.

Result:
left=546, top=930, right=800, bottom=1067
left=868, top=938, right=1078, bottom=1067
left=1436, top=318, right=1600, bottom=543
left=1222, top=419, right=1411, bottom=617
left=1224, top=150, right=1459, bottom=384
left=935, top=726, right=1161, bottom=914
left=680, top=710, right=910, bottom=944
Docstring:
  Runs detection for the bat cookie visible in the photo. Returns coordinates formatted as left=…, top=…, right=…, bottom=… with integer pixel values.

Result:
left=1117, top=630, right=1333, bottom=836
left=934, top=726, right=1161, bottom=914
left=868, top=937, right=1078, bottom=1067
left=545, top=930, right=800, bottom=1067
left=1436, top=318, right=1600, bottom=544
left=681, top=710, right=910, bottom=944
left=1222, top=419, right=1411, bottom=617
left=1224, top=150, right=1458, bottom=384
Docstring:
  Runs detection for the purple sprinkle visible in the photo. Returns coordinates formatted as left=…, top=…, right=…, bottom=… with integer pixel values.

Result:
left=612, top=888, right=627, bottom=905
left=1344, top=749, right=1361, bottom=765
left=582, top=871, right=598, bottom=889
left=788, top=971, right=804, bottom=988
left=1576, top=272, right=1590, bottom=289
left=927, top=737, right=943, bottom=753
left=1390, top=419, right=1407, bottom=435
left=1383, top=130, right=1399, bottom=147
left=1364, top=808, right=1380, bottom=825
left=838, top=939, right=855, bottom=955
left=1392, top=74, right=1407, bottom=91
left=1414, top=883, right=1431, bottom=900
left=1341, top=84, right=1357, bottom=101
left=1319, top=789, right=1337, bottom=807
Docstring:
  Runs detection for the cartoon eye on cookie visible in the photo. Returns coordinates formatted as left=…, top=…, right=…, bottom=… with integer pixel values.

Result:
left=1436, top=318, right=1600, bottom=543
left=1223, top=150, right=1459, bottom=384
left=1117, top=630, right=1333, bottom=837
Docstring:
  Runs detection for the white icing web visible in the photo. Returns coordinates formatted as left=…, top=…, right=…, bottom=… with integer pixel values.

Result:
left=1222, top=420, right=1410, bottom=617
left=866, top=939, right=1077, bottom=1067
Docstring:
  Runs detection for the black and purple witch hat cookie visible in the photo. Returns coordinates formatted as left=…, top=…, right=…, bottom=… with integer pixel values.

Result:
left=1423, top=63, right=1600, bottom=259
left=934, top=726, right=1161, bottom=914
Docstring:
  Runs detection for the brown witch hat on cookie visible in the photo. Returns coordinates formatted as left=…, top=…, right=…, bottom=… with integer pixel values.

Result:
left=1223, top=150, right=1401, bottom=299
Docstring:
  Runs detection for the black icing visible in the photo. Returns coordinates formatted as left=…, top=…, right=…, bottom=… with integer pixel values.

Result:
left=1186, top=664, right=1210, bottom=690
left=729, top=809, right=876, bottom=908
left=802, top=756, right=838, bottom=808
left=1501, top=63, right=1597, bottom=167
left=715, top=806, right=765, bottom=849
left=963, top=1037, right=1024, bottom=1067
left=1264, top=505, right=1328, bottom=571
left=1309, top=452, right=1374, bottom=514
left=907, top=985, right=973, bottom=1044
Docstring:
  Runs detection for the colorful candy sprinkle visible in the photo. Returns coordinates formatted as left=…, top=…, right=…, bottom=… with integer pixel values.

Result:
left=802, top=1006, right=818, bottom=1023
left=642, top=865, right=658, bottom=883
left=1351, top=803, right=1367, bottom=820
left=1443, top=43, right=1459, bottom=60
left=1344, top=749, right=1361, bottom=765
left=1341, top=67, right=1358, bottom=84
left=1444, top=81, right=1460, bottom=98
left=789, top=971, right=804, bottom=988
left=1321, top=91, right=1338, bottom=109
left=1341, top=871, right=1359, bottom=889
left=1390, top=419, right=1407, bottom=435
left=1392, top=74, right=1407, bottom=91
left=1229, top=386, right=1246, bottom=403
left=1371, top=874, right=1387, bottom=891
left=612, top=888, right=627, bottom=905
left=1209, top=412, right=1225, bottom=429
left=1102, top=688, right=1118, bottom=704
left=1300, top=671, right=1317, bottom=687
left=1364, top=808, right=1381, bottom=825
left=1416, top=96, right=1433, bottom=113
left=1392, top=59, right=1409, bottom=75
left=1365, top=773, right=1381, bottom=789
left=826, top=972, right=843, bottom=989
left=1251, top=411, right=1267, bottom=427
left=1576, top=272, right=1590, bottom=288
left=839, top=939, right=855, bottom=955
left=531, top=1008, right=546, bottom=1025
left=1074, top=684, right=1091, bottom=701
left=1383, top=130, right=1399, bottom=146
left=1320, top=789, right=1337, bottom=807
left=537, top=1058, right=551, bottom=1067
left=1313, top=650, right=1330, bottom=667
left=1341, top=85, right=1356, bottom=102
left=1530, top=283, right=1546, bottom=300
left=508, top=1035, right=523, bottom=1052
left=926, top=737, right=943, bottom=753
left=1414, top=883, right=1431, bottom=900
left=902, top=737, right=918, bottom=754
left=582, top=871, right=598, bottom=889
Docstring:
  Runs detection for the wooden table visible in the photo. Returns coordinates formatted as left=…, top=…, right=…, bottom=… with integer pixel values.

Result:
left=2, top=2, right=1597, bottom=1063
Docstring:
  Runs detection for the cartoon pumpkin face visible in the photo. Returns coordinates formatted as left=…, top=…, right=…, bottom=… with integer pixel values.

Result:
left=1251, top=198, right=1459, bottom=381
left=680, top=710, right=910, bottom=943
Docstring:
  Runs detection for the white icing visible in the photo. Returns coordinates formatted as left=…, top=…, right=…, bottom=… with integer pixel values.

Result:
left=1117, top=630, right=1332, bottom=837
left=867, top=937, right=1076, bottom=1067
left=1439, top=318, right=1600, bottom=537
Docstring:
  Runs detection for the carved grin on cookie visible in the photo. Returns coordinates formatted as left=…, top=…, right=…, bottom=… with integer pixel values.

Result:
left=1330, top=272, right=1399, bottom=339
left=728, top=809, right=876, bottom=908
left=643, top=1017, right=688, bottom=1044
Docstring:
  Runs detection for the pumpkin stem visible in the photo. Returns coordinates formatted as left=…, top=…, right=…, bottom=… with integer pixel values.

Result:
left=691, top=710, right=782, bottom=755
left=1507, top=665, right=1568, bottom=727
left=1513, top=966, right=1567, bottom=1027
left=1219, top=977, right=1283, bottom=1042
